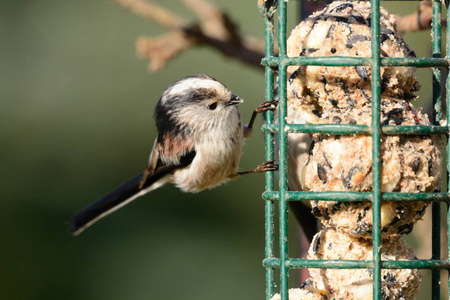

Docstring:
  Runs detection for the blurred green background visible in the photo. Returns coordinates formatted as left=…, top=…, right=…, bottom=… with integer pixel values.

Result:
left=0, top=0, right=441, bottom=299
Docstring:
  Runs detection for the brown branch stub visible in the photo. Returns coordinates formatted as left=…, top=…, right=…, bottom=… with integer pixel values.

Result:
left=257, top=0, right=277, bottom=18
left=182, top=0, right=242, bottom=45
left=136, top=25, right=204, bottom=72
left=112, top=0, right=186, bottom=29
left=396, top=1, right=432, bottom=33
left=182, top=0, right=227, bottom=38
left=136, top=32, right=191, bottom=72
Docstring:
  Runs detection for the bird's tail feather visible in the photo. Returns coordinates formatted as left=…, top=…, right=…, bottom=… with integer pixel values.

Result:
left=68, top=172, right=169, bottom=236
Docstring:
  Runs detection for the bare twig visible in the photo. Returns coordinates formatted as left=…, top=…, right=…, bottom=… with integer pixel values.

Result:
left=182, top=0, right=228, bottom=38
left=396, top=1, right=442, bottom=33
left=112, top=0, right=264, bottom=72
left=113, top=0, right=186, bottom=29
left=182, top=0, right=243, bottom=46
left=136, top=31, right=194, bottom=72
left=112, top=0, right=440, bottom=73
left=257, top=0, right=277, bottom=18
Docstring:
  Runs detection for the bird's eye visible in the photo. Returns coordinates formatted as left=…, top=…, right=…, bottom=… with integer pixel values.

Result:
left=208, top=102, right=218, bottom=110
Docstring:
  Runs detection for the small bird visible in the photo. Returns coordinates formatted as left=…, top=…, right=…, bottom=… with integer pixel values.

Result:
left=68, top=74, right=277, bottom=235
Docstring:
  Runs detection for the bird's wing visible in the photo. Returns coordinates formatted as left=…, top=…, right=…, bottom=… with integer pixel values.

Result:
left=139, top=136, right=196, bottom=189
left=139, top=139, right=162, bottom=189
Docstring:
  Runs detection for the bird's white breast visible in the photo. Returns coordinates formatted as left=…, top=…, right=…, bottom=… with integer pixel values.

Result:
left=173, top=109, right=244, bottom=192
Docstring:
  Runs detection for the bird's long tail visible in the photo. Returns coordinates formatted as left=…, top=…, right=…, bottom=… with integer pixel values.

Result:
left=68, top=173, right=169, bottom=236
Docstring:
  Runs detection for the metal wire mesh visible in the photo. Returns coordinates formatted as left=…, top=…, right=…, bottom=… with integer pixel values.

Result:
left=260, top=1, right=450, bottom=299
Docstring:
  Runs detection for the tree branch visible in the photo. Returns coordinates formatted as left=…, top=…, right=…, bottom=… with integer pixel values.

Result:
left=396, top=2, right=431, bottom=33
left=136, top=30, right=195, bottom=72
left=396, top=1, right=446, bottom=33
left=182, top=0, right=229, bottom=39
left=112, top=0, right=264, bottom=72
left=112, top=0, right=441, bottom=73
left=112, top=0, right=186, bottom=28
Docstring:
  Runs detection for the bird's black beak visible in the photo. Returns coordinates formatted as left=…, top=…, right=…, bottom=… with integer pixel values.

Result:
left=227, top=94, right=244, bottom=106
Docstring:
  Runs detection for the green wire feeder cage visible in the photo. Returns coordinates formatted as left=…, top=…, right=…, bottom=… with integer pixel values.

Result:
left=259, top=0, right=450, bottom=299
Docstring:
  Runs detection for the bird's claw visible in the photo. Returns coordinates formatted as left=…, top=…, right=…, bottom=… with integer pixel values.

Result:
left=256, top=160, right=279, bottom=173
left=255, top=100, right=278, bottom=114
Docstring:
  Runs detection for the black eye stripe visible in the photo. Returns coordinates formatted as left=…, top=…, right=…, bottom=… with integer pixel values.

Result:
left=188, top=88, right=219, bottom=102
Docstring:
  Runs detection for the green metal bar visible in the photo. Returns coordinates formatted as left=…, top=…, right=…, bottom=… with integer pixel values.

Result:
left=263, top=124, right=371, bottom=134
left=432, top=1, right=443, bottom=122
left=263, top=191, right=372, bottom=201
left=262, top=56, right=372, bottom=67
left=264, top=258, right=373, bottom=269
left=370, top=0, right=382, bottom=299
left=381, top=57, right=449, bottom=67
left=262, top=1, right=448, bottom=299
left=263, top=259, right=450, bottom=269
left=446, top=3, right=450, bottom=299
left=446, top=3, right=450, bottom=298
left=431, top=1, right=443, bottom=298
left=277, top=1, right=289, bottom=299
left=262, top=56, right=449, bottom=68
left=262, top=124, right=448, bottom=135
left=262, top=191, right=450, bottom=203
left=381, top=125, right=448, bottom=135
left=447, top=203, right=450, bottom=300
left=383, top=260, right=450, bottom=269
left=263, top=13, right=276, bottom=300
left=432, top=202, right=442, bottom=299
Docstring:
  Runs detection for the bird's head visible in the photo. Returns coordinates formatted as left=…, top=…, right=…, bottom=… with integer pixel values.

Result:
left=161, top=74, right=242, bottom=110
left=155, top=74, right=243, bottom=135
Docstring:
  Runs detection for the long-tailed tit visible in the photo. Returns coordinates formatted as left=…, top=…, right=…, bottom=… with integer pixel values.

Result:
left=68, top=74, right=277, bottom=235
